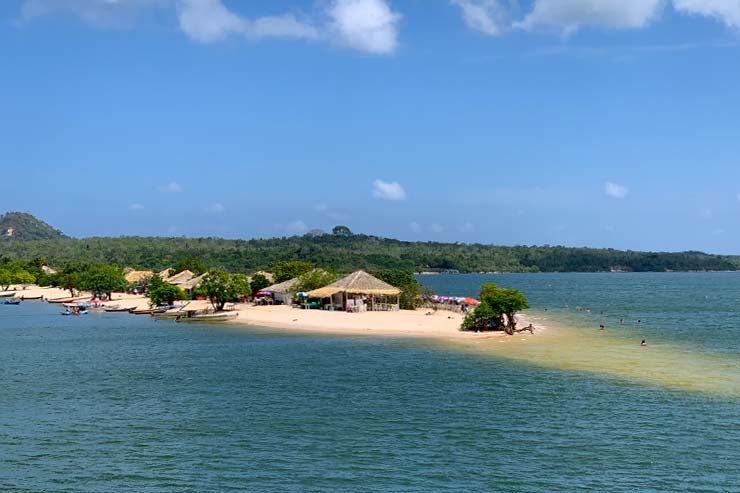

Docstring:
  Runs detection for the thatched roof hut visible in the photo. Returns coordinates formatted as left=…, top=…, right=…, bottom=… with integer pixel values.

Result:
left=308, top=271, right=401, bottom=299
left=166, top=270, right=195, bottom=285
left=158, top=268, right=174, bottom=279
left=179, top=272, right=208, bottom=292
left=262, top=278, right=298, bottom=294
left=125, top=270, right=154, bottom=284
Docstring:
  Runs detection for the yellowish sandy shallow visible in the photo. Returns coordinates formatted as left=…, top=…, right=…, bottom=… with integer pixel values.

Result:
left=228, top=304, right=522, bottom=341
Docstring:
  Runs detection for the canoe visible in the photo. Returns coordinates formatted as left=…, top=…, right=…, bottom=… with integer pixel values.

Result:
left=47, top=298, right=75, bottom=304
left=20, top=295, right=43, bottom=300
left=176, top=311, right=239, bottom=323
left=0, top=293, right=16, bottom=298
left=105, top=306, right=135, bottom=312
left=130, top=308, right=167, bottom=315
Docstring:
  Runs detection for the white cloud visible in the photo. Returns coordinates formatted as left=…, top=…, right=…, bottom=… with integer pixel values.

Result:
left=673, top=0, right=740, bottom=28
left=451, top=0, right=508, bottom=36
left=429, top=223, right=444, bottom=233
left=517, top=0, right=665, bottom=33
left=605, top=181, right=629, bottom=199
left=460, top=221, right=475, bottom=233
left=372, top=179, right=407, bottom=201
left=409, top=221, right=422, bottom=233
left=177, top=0, right=318, bottom=43
left=161, top=181, right=182, bottom=193
left=328, top=0, right=402, bottom=54
left=207, top=202, right=225, bottom=213
left=128, top=203, right=145, bottom=211
left=284, top=219, right=308, bottom=235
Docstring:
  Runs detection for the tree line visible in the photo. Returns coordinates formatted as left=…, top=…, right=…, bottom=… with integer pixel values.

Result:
left=2, top=228, right=737, bottom=274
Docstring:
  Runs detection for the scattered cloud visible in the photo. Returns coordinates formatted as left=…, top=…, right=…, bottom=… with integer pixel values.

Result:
left=516, top=0, right=664, bottom=34
left=207, top=202, right=225, bottom=213
left=328, top=0, right=402, bottom=54
left=429, top=223, right=444, bottom=233
left=161, top=181, right=182, bottom=193
left=673, top=0, right=740, bottom=28
left=453, top=0, right=740, bottom=36
left=372, top=179, right=407, bottom=201
left=283, top=219, right=308, bottom=235
left=21, top=0, right=398, bottom=55
left=409, top=221, right=422, bottom=233
left=177, top=0, right=318, bottom=43
left=451, top=0, right=509, bottom=36
left=605, top=181, right=629, bottom=199
left=460, top=221, right=475, bottom=233
left=128, top=203, right=145, bottom=211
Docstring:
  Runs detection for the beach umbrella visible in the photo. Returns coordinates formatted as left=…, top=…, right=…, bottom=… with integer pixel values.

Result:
left=461, top=298, right=480, bottom=305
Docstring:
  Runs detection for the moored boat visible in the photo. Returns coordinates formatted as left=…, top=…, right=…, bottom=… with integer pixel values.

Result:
left=176, top=311, right=239, bottom=323
left=4, top=298, right=21, bottom=305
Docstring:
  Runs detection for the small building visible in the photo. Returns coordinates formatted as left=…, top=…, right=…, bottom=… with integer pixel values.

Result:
left=178, top=272, right=208, bottom=299
left=261, top=278, right=298, bottom=305
left=308, top=271, right=401, bottom=312
left=165, top=270, right=195, bottom=286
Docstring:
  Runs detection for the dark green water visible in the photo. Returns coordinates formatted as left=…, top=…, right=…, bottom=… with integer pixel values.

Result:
left=2, top=274, right=739, bottom=492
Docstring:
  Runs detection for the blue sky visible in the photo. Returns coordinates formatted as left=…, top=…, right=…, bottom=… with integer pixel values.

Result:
left=2, top=0, right=740, bottom=253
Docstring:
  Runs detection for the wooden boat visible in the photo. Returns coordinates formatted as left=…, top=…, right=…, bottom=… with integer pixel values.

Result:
left=47, top=297, right=75, bottom=304
left=20, top=295, right=43, bottom=300
left=176, top=311, right=239, bottom=323
left=130, top=307, right=168, bottom=315
left=0, top=292, right=16, bottom=298
left=104, top=305, right=135, bottom=312
left=4, top=298, right=21, bottom=305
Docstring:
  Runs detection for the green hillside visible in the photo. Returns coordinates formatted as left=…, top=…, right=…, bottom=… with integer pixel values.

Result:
left=0, top=212, right=68, bottom=241
left=0, top=213, right=737, bottom=273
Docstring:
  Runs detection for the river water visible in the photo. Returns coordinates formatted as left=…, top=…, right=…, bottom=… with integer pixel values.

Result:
left=1, top=273, right=738, bottom=492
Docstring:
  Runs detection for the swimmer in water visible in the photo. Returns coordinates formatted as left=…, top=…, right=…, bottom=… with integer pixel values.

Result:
left=641, top=339, right=647, bottom=347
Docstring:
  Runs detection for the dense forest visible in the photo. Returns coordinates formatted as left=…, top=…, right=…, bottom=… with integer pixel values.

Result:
left=1, top=231, right=738, bottom=274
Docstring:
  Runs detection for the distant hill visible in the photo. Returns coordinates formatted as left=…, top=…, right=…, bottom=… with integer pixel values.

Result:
left=0, top=221, right=738, bottom=273
left=0, top=212, right=68, bottom=241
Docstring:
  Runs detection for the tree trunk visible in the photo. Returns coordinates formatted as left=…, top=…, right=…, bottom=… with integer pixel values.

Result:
left=505, top=312, right=517, bottom=335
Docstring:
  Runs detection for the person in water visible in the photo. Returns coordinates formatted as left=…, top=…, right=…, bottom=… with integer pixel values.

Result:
left=599, top=324, right=605, bottom=330
left=641, top=339, right=647, bottom=347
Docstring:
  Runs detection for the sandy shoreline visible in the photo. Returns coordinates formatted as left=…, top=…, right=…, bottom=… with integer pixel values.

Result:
left=3, top=285, right=540, bottom=341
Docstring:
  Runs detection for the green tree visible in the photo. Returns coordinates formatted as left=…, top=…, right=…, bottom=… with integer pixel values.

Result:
left=148, top=275, right=187, bottom=306
left=293, top=269, right=338, bottom=294
left=0, top=266, right=36, bottom=291
left=272, top=260, right=315, bottom=283
left=461, top=283, right=529, bottom=334
left=199, top=271, right=251, bottom=311
left=78, top=264, right=128, bottom=300
left=372, top=269, right=424, bottom=310
left=332, top=225, right=353, bottom=237
left=172, top=256, right=206, bottom=275
left=249, top=273, right=271, bottom=293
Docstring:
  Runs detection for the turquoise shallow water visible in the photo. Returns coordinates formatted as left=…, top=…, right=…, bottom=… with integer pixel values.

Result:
left=2, top=274, right=740, bottom=492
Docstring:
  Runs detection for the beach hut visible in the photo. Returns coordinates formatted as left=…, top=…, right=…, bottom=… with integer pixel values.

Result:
left=165, top=270, right=196, bottom=286
left=307, top=271, right=401, bottom=312
left=178, top=272, right=208, bottom=299
left=124, top=270, right=154, bottom=284
left=261, top=278, right=298, bottom=305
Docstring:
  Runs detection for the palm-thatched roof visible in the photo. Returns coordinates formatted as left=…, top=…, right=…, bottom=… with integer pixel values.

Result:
left=158, top=268, right=174, bottom=279
left=179, top=272, right=208, bottom=291
left=308, top=271, right=400, bottom=298
left=125, top=270, right=153, bottom=284
left=166, top=270, right=195, bottom=285
left=262, top=277, right=298, bottom=294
